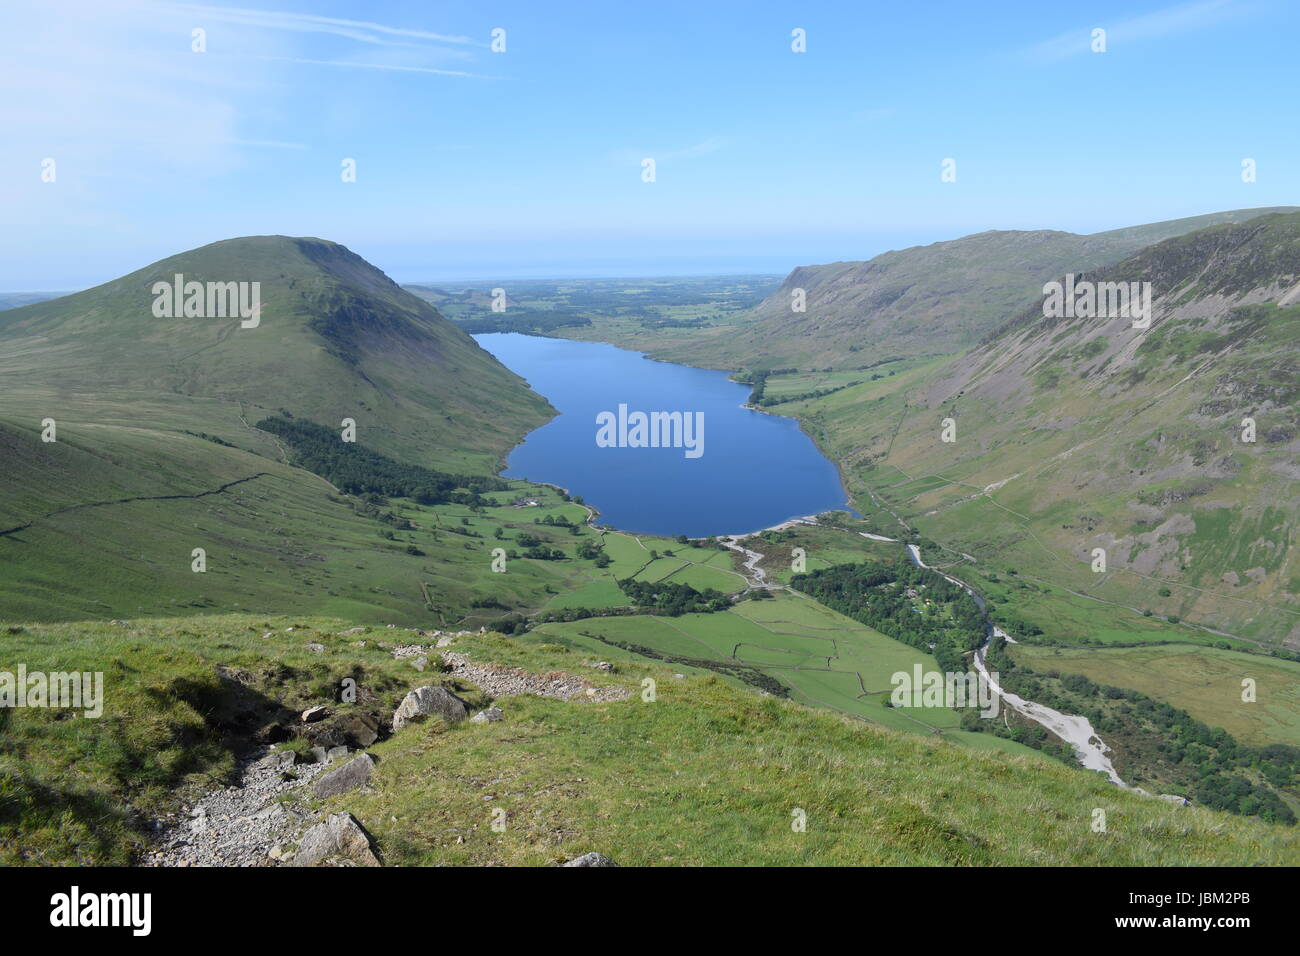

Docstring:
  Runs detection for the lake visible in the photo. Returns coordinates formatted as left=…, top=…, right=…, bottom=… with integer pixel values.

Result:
left=475, top=333, right=855, bottom=537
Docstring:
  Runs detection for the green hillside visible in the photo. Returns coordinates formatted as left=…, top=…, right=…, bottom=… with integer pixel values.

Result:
left=798, top=212, right=1300, bottom=645
left=565, top=207, right=1296, bottom=372
left=0, top=237, right=562, bottom=624
left=0, top=236, right=552, bottom=472
left=3, top=615, right=1295, bottom=866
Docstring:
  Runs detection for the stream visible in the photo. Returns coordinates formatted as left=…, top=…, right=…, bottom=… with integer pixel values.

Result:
left=903, top=544, right=1139, bottom=789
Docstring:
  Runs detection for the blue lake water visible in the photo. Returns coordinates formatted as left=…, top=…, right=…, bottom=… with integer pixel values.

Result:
left=475, top=333, right=855, bottom=537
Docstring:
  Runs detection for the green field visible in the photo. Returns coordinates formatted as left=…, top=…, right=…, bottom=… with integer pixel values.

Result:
left=534, top=592, right=1044, bottom=759
left=1012, top=643, right=1300, bottom=749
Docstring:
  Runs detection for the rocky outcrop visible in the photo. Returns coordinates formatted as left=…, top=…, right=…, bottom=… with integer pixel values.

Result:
left=391, top=685, right=468, bottom=732
left=441, top=652, right=631, bottom=703
left=312, top=753, right=375, bottom=798
left=561, top=852, right=618, bottom=867
left=291, top=812, right=381, bottom=867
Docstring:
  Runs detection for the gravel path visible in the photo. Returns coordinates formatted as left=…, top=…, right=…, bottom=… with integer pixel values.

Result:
left=144, top=648, right=631, bottom=866
left=145, top=748, right=331, bottom=867
left=441, top=651, right=632, bottom=703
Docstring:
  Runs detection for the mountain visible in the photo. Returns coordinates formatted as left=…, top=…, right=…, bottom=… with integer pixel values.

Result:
left=0, top=237, right=554, bottom=622
left=0, top=236, right=551, bottom=472
left=681, top=207, right=1299, bottom=371
left=792, top=212, right=1300, bottom=645
left=0, top=291, right=68, bottom=310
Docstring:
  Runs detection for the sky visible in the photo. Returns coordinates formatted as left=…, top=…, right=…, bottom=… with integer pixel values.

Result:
left=1, top=0, right=1298, bottom=289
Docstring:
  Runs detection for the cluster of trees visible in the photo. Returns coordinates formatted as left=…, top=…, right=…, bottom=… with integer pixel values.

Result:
left=616, top=579, right=731, bottom=615
left=256, top=416, right=507, bottom=506
left=741, top=368, right=797, bottom=405
left=522, top=545, right=566, bottom=560
left=576, top=540, right=612, bottom=566
left=755, top=380, right=861, bottom=408
left=987, top=606, right=1045, bottom=639
left=534, top=514, right=581, bottom=535
left=792, top=559, right=985, bottom=673
left=487, top=602, right=652, bottom=634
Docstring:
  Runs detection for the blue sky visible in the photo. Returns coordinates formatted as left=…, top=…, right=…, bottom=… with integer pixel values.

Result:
left=2, top=0, right=1298, bottom=289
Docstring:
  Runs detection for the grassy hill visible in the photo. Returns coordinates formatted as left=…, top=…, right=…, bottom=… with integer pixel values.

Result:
left=0, top=236, right=551, bottom=472
left=3, top=615, right=1295, bottom=866
left=785, top=212, right=1300, bottom=646
left=598, top=207, right=1298, bottom=372
left=0, top=236, right=566, bottom=624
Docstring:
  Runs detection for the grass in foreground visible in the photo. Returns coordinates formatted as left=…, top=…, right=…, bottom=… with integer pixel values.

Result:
left=2, top=615, right=1298, bottom=866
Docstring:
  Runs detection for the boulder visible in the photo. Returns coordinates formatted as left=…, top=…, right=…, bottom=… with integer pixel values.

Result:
left=290, top=812, right=380, bottom=867
left=313, top=753, right=375, bottom=798
left=336, top=711, right=380, bottom=747
left=471, top=706, right=503, bottom=724
left=392, top=685, right=468, bottom=732
left=268, top=749, right=297, bottom=770
left=561, top=852, right=618, bottom=867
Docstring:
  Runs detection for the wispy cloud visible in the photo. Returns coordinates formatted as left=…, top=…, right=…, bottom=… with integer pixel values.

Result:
left=248, top=54, right=493, bottom=78
left=151, top=2, right=481, bottom=46
left=1025, top=0, right=1253, bottom=62
left=227, top=138, right=308, bottom=149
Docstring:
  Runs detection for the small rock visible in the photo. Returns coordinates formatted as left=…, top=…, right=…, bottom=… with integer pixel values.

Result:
left=304, top=643, right=325, bottom=654
left=471, top=706, right=503, bottom=723
left=261, top=631, right=273, bottom=640
left=561, top=852, right=618, bottom=867
left=311, top=746, right=329, bottom=764
left=436, top=636, right=455, bottom=647
left=589, top=661, right=613, bottom=672
left=392, top=685, right=468, bottom=732
left=269, top=749, right=297, bottom=770
left=326, top=745, right=350, bottom=763
left=339, top=626, right=366, bottom=636
left=313, top=753, right=376, bottom=798
left=336, top=712, right=380, bottom=748
left=290, top=812, right=380, bottom=867
left=301, top=705, right=330, bottom=723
